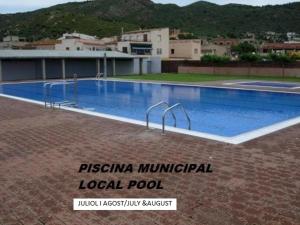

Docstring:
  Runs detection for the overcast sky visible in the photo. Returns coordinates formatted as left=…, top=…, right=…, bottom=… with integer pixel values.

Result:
left=0, top=0, right=297, bottom=14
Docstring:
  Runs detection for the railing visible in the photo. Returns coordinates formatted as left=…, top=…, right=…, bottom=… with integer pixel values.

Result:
left=146, top=101, right=176, bottom=128
left=162, top=103, right=191, bottom=133
left=146, top=101, right=191, bottom=134
left=44, top=74, right=78, bottom=109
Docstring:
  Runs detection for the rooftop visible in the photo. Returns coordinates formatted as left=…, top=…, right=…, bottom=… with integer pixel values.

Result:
left=0, top=50, right=135, bottom=59
left=123, top=27, right=169, bottom=35
left=262, top=43, right=300, bottom=50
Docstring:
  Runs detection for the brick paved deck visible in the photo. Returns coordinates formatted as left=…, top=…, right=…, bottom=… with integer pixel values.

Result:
left=0, top=97, right=299, bottom=225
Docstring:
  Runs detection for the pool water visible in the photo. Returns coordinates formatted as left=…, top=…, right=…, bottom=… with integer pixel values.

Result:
left=1, top=79, right=300, bottom=138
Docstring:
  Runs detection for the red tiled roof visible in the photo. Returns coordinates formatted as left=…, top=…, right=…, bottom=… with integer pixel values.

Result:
left=262, top=43, right=300, bottom=50
left=31, top=40, right=61, bottom=46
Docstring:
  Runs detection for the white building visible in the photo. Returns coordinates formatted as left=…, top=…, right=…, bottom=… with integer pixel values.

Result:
left=58, top=32, right=97, bottom=41
left=286, top=32, right=300, bottom=43
left=117, top=28, right=170, bottom=58
left=55, top=32, right=106, bottom=51
left=55, top=39, right=106, bottom=51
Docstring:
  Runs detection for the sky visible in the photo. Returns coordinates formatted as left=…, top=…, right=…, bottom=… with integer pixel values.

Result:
left=0, top=0, right=298, bottom=14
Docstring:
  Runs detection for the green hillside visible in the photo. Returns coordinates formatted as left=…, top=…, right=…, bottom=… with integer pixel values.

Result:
left=0, top=0, right=299, bottom=41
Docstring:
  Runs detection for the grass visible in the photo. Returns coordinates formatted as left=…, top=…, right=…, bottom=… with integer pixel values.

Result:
left=116, top=73, right=300, bottom=83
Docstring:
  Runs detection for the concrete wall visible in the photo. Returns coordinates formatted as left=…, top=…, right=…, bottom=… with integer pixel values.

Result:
left=115, top=59, right=134, bottom=75
left=178, top=66, right=300, bottom=77
left=65, top=59, right=97, bottom=78
left=136, top=57, right=162, bottom=75
left=2, top=59, right=43, bottom=81
left=0, top=57, right=160, bottom=81
left=45, top=59, right=62, bottom=79
left=150, top=57, right=162, bottom=74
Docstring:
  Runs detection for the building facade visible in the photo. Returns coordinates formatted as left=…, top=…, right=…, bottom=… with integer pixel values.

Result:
left=169, top=40, right=202, bottom=60
left=201, top=42, right=228, bottom=57
left=55, top=32, right=106, bottom=51
left=117, top=28, right=170, bottom=58
left=55, top=39, right=106, bottom=51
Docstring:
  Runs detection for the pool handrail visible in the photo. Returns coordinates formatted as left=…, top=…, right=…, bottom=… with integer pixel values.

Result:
left=146, top=101, right=176, bottom=128
left=162, top=103, right=191, bottom=133
left=43, top=78, right=78, bottom=109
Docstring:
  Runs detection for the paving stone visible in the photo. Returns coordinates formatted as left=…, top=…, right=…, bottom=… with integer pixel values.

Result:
left=0, top=97, right=299, bottom=225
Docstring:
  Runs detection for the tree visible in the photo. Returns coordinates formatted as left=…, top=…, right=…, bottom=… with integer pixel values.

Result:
left=232, top=42, right=256, bottom=55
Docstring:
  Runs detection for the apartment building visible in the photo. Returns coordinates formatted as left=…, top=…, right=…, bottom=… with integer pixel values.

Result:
left=169, top=39, right=202, bottom=60
left=117, top=28, right=170, bottom=58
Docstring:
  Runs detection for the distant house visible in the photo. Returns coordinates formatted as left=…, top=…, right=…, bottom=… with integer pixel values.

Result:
left=99, top=36, right=119, bottom=51
left=169, top=39, right=202, bottom=60
left=55, top=32, right=106, bottom=51
left=25, top=39, right=61, bottom=50
left=201, top=41, right=228, bottom=57
left=261, top=43, right=300, bottom=54
left=286, top=32, right=300, bottom=43
left=58, top=32, right=96, bottom=41
left=117, top=28, right=170, bottom=58
left=213, top=38, right=239, bottom=47
left=0, top=36, right=28, bottom=49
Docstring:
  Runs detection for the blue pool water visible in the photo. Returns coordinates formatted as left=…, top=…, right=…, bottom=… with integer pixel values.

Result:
left=1, top=80, right=300, bottom=137
left=239, top=81, right=300, bottom=88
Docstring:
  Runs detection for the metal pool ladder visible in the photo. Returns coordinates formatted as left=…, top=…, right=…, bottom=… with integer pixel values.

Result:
left=44, top=75, right=78, bottom=109
left=146, top=101, right=176, bottom=128
left=146, top=101, right=191, bottom=133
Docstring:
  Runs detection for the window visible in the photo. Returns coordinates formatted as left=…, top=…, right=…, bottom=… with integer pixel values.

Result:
left=143, top=34, right=148, bottom=42
left=77, top=47, right=80, bottom=51
left=158, top=34, right=162, bottom=42
left=171, top=49, right=175, bottom=54
left=194, top=48, right=198, bottom=54
left=157, top=48, right=162, bottom=55
left=66, top=47, right=70, bottom=50
left=122, top=47, right=128, bottom=53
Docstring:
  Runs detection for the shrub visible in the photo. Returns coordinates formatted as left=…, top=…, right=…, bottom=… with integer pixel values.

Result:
left=240, top=53, right=262, bottom=62
left=268, top=53, right=296, bottom=63
left=288, top=52, right=300, bottom=60
left=201, top=54, right=230, bottom=63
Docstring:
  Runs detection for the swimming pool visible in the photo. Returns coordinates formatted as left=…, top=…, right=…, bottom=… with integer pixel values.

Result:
left=1, top=79, right=300, bottom=144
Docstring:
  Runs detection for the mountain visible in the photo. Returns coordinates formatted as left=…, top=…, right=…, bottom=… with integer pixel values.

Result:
left=0, top=0, right=299, bottom=41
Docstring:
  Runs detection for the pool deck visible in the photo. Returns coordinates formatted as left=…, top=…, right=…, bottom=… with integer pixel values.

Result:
left=109, top=78, right=300, bottom=93
left=0, top=96, right=300, bottom=225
